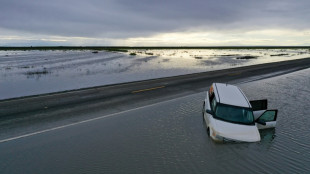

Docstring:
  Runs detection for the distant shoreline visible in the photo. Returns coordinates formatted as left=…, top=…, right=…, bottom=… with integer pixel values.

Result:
left=1, top=46, right=310, bottom=51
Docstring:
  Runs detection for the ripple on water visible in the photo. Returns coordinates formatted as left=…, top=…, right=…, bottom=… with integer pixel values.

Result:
left=1, top=69, right=310, bottom=174
left=239, top=68, right=310, bottom=173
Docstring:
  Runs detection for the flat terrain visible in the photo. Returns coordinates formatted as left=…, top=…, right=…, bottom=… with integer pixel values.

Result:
left=1, top=46, right=310, bottom=50
left=2, top=48, right=310, bottom=99
left=0, top=63, right=310, bottom=174
left=1, top=58, right=310, bottom=117
left=0, top=57, right=310, bottom=135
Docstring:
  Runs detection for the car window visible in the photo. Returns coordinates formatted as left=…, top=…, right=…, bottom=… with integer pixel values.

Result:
left=211, top=97, right=217, bottom=112
left=215, top=104, right=254, bottom=125
left=258, top=110, right=277, bottom=122
left=209, top=92, right=214, bottom=103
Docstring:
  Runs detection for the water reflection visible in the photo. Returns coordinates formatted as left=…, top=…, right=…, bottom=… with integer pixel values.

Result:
left=259, top=128, right=276, bottom=143
left=1, top=49, right=310, bottom=99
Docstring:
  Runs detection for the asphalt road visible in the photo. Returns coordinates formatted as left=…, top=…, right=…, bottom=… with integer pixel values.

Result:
left=0, top=58, right=310, bottom=139
left=0, top=58, right=310, bottom=119
left=2, top=57, right=310, bottom=114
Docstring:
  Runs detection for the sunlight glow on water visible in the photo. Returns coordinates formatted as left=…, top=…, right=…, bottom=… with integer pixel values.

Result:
left=1, top=49, right=310, bottom=99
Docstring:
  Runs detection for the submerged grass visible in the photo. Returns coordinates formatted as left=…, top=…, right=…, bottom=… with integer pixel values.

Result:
left=236, top=56, right=258, bottom=59
left=270, top=54, right=290, bottom=56
left=26, top=69, right=49, bottom=75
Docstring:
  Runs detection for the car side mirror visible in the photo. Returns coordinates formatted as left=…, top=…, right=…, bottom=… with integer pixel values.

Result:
left=206, top=109, right=213, bottom=115
left=256, top=120, right=266, bottom=125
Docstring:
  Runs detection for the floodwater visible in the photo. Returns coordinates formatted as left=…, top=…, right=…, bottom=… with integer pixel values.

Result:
left=1, top=49, right=310, bottom=99
left=0, top=68, right=309, bottom=173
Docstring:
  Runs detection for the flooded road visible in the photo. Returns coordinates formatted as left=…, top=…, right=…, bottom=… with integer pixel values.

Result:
left=0, top=68, right=309, bottom=173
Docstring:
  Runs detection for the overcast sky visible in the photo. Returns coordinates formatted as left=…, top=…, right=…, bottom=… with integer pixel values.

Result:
left=0, top=0, right=309, bottom=46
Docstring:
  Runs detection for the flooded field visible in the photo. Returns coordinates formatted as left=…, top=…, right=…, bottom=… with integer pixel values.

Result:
left=1, top=49, right=310, bottom=99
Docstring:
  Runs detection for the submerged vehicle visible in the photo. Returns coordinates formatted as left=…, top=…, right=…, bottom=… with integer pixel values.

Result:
left=202, top=83, right=278, bottom=142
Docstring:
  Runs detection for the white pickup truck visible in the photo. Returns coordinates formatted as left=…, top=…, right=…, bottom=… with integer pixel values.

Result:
left=202, top=83, right=278, bottom=142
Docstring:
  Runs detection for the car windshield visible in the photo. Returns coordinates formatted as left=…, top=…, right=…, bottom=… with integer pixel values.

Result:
left=215, top=104, right=254, bottom=125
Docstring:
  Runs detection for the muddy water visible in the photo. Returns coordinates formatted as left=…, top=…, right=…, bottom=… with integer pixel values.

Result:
left=118, top=68, right=310, bottom=174
left=0, top=68, right=309, bottom=174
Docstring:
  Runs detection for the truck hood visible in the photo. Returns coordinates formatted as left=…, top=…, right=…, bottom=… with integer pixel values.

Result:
left=214, top=119, right=261, bottom=142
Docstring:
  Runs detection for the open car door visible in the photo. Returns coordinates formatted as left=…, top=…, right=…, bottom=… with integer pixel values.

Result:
left=255, top=110, right=278, bottom=129
left=250, top=99, right=267, bottom=111
left=250, top=99, right=278, bottom=129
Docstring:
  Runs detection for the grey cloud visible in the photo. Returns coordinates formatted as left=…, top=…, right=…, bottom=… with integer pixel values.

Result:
left=0, top=0, right=309, bottom=39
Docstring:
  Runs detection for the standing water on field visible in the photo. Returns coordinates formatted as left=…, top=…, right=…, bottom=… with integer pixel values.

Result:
left=1, top=49, right=310, bottom=99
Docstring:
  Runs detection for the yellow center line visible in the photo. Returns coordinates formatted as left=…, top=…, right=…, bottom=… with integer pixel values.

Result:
left=131, top=86, right=166, bottom=94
